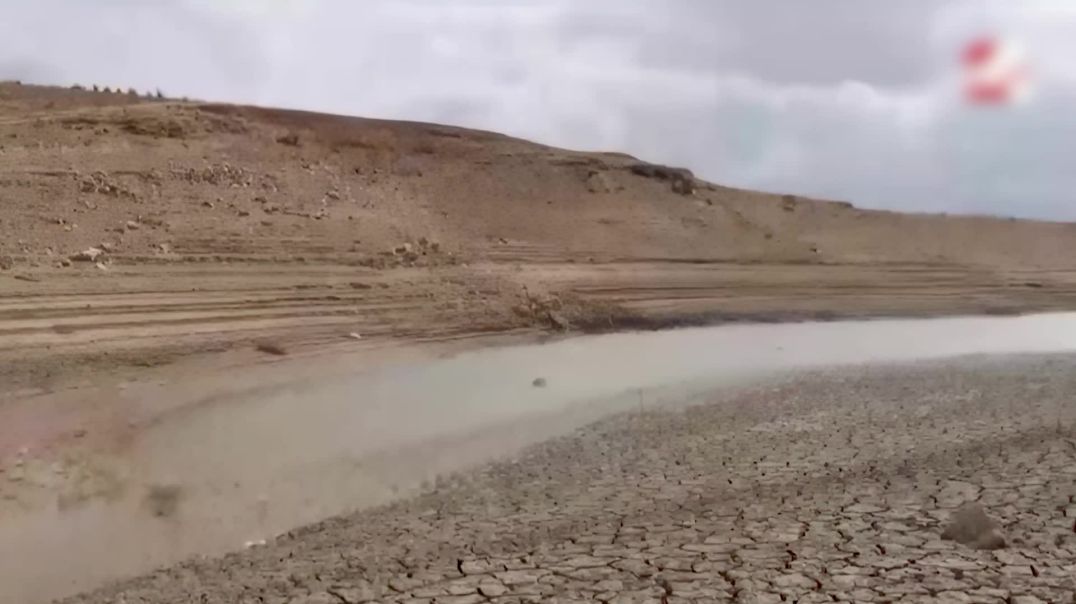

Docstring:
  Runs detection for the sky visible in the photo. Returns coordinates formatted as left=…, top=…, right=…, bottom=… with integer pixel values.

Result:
left=2, top=0, right=1074, bottom=220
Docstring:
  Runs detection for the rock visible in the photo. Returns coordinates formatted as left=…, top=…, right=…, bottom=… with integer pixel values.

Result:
left=98, top=242, right=114, bottom=252
left=255, top=341, right=289, bottom=356
left=347, top=332, right=362, bottom=340
left=393, top=243, right=414, bottom=255
left=548, top=311, right=570, bottom=330
left=70, top=247, right=105, bottom=262
left=144, top=484, right=183, bottom=518
left=628, top=162, right=695, bottom=195
left=95, top=262, right=109, bottom=271
left=13, top=274, right=40, bottom=282
left=941, top=503, right=1006, bottom=549
left=276, top=132, right=300, bottom=146
left=201, top=200, right=214, bottom=208
left=532, top=377, right=547, bottom=388
left=237, top=210, right=251, bottom=217
left=671, top=177, right=696, bottom=195
left=59, top=258, right=72, bottom=268
left=586, top=170, right=613, bottom=193
left=0, top=255, right=14, bottom=270
left=124, top=220, right=140, bottom=231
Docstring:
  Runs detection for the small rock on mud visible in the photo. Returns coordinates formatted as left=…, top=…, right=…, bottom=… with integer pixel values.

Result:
left=941, top=503, right=1006, bottom=549
left=255, top=341, right=289, bottom=356
left=144, top=484, right=183, bottom=518
left=70, top=247, right=105, bottom=262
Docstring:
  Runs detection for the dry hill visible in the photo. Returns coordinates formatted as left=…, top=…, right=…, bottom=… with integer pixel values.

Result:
left=1, top=81, right=1075, bottom=390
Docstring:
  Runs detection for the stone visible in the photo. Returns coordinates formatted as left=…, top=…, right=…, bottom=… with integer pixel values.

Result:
left=941, top=503, right=1006, bottom=550
left=532, top=377, right=547, bottom=388
left=144, top=483, right=183, bottom=518
left=70, top=247, right=104, bottom=262
left=255, top=341, right=289, bottom=356
left=125, top=220, right=141, bottom=230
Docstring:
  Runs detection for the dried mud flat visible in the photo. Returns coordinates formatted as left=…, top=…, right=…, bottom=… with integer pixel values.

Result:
left=65, top=353, right=1076, bottom=604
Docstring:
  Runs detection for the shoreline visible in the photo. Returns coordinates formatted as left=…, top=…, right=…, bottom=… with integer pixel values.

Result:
left=55, top=351, right=1076, bottom=604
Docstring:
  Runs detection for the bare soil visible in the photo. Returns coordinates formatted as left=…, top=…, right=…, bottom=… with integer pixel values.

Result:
left=2, top=82, right=1076, bottom=603
left=1, top=81, right=1076, bottom=395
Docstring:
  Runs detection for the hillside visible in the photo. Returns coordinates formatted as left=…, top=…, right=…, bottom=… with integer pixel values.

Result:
left=2, top=81, right=1075, bottom=390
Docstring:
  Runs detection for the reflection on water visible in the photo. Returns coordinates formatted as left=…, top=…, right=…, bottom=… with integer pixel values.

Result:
left=3, top=312, right=1076, bottom=603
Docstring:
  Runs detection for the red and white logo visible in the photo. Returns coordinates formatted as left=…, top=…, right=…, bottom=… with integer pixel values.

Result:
left=961, top=36, right=1032, bottom=105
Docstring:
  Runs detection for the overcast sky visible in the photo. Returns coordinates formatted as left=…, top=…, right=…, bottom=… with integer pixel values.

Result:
left=3, top=1, right=1074, bottom=220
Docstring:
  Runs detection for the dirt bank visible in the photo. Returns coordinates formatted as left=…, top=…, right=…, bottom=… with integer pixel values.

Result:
left=2, top=81, right=1076, bottom=394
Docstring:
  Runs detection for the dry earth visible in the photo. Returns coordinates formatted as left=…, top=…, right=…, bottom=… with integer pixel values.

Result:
left=62, top=353, right=1076, bottom=604
left=3, top=82, right=1076, bottom=604
left=2, top=81, right=1076, bottom=395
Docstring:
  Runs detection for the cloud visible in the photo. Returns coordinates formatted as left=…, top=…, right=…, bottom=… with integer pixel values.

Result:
left=0, top=0, right=1073, bottom=220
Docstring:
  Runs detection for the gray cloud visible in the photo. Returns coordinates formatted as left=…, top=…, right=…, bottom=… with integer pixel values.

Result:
left=0, top=0, right=1073, bottom=220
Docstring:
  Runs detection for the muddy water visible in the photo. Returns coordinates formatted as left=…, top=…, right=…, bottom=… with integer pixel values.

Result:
left=4, top=313, right=1076, bottom=603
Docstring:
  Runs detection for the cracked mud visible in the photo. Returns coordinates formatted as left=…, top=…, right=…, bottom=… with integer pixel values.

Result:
left=66, top=354, right=1076, bottom=603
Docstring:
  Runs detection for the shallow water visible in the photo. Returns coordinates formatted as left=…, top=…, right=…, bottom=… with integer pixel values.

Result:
left=3, top=312, right=1076, bottom=603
